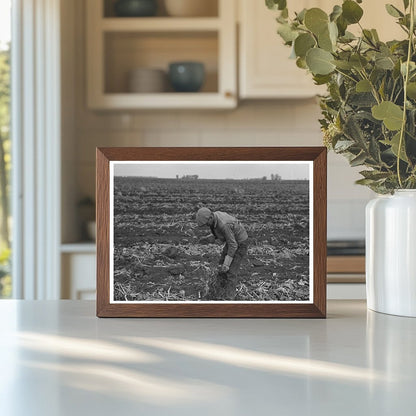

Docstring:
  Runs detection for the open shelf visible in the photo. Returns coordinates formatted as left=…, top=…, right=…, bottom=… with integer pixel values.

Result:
left=103, top=0, right=219, bottom=18
left=90, top=92, right=234, bottom=109
left=104, top=31, right=218, bottom=94
left=87, top=0, right=236, bottom=109
left=61, top=242, right=96, bottom=254
left=102, top=17, right=221, bottom=31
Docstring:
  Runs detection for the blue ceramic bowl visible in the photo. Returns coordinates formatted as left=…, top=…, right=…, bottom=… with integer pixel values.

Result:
left=168, top=62, right=205, bottom=93
left=114, top=0, right=157, bottom=17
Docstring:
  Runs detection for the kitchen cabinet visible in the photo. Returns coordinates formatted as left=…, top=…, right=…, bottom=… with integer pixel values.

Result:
left=61, top=245, right=96, bottom=300
left=327, top=256, right=366, bottom=299
left=238, top=0, right=404, bottom=99
left=86, top=0, right=237, bottom=109
left=239, top=0, right=325, bottom=99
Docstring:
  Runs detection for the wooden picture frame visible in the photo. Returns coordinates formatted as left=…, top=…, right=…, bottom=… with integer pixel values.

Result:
left=96, top=147, right=327, bottom=318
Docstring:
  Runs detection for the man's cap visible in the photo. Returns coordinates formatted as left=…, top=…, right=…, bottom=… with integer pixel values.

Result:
left=196, top=207, right=212, bottom=226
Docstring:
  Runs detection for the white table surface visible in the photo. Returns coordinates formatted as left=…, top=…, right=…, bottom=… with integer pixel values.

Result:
left=0, top=300, right=415, bottom=416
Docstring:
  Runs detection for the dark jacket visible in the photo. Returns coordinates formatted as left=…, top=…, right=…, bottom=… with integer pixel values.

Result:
left=210, top=211, right=248, bottom=257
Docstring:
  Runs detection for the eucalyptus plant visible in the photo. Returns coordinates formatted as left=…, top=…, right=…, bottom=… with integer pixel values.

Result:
left=266, top=0, right=416, bottom=193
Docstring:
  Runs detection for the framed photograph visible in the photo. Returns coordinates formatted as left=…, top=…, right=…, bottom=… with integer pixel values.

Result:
left=96, top=147, right=327, bottom=318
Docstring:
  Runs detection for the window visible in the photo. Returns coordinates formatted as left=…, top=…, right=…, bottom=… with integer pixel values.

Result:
left=0, top=0, right=11, bottom=298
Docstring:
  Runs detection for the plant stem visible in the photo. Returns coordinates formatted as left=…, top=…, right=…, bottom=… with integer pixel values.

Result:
left=397, top=0, right=415, bottom=188
left=334, top=68, right=358, bottom=84
left=358, top=69, right=381, bottom=104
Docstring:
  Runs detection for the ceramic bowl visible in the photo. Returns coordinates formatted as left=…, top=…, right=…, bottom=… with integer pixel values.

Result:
left=128, top=68, right=167, bottom=93
left=168, top=62, right=205, bottom=92
left=114, top=0, right=158, bottom=17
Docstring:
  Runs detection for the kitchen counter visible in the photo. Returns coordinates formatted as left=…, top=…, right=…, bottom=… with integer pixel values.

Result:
left=0, top=300, right=415, bottom=415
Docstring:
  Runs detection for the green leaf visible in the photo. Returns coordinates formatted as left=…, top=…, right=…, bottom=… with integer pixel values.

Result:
left=334, top=140, right=355, bottom=151
left=399, top=14, right=411, bottom=29
left=296, top=8, right=307, bottom=23
left=276, top=14, right=287, bottom=24
left=348, top=92, right=377, bottom=107
left=403, top=0, right=410, bottom=10
left=356, top=79, right=372, bottom=92
left=306, top=48, right=335, bottom=75
left=355, top=178, right=377, bottom=186
left=384, top=132, right=409, bottom=162
left=336, top=15, right=348, bottom=36
left=333, top=60, right=353, bottom=70
left=372, top=101, right=404, bottom=130
left=378, top=78, right=386, bottom=100
left=339, top=31, right=356, bottom=43
left=363, top=29, right=376, bottom=46
left=360, top=170, right=391, bottom=181
left=266, top=0, right=287, bottom=11
left=350, top=151, right=367, bottom=167
left=401, top=61, right=416, bottom=76
left=342, top=0, right=364, bottom=24
left=385, top=4, right=404, bottom=18
left=344, top=114, right=367, bottom=147
left=375, top=55, right=395, bottom=70
left=350, top=54, right=368, bottom=70
left=369, top=136, right=382, bottom=163
left=318, top=27, right=334, bottom=52
left=371, top=29, right=380, bottom=42
left=281, top=7, right=288, bottom=19
left=296, top=57, right=308, bottom=69
left=393, top=60, right=402, bottom=79
left=407, top=82, right=416, bottom=99
left=313, top=74, right=332, bottom=85
left=277, top=23, right=298, bottom=43
left=328, top=21, right=338, bottom=45
left=294, top=33, right=316, bottom=58
left=408, top=109, right=416, bottom=137
left=304, top=8, right=329, bottom=35
left=330, top=5, right=342, bottom=22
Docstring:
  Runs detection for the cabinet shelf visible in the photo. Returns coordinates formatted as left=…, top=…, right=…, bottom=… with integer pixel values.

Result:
left=86, top=0, right=236, bottom=109
left=101, top=17, right=221, bottom=32
left=90, top=92, right=235, bottom=110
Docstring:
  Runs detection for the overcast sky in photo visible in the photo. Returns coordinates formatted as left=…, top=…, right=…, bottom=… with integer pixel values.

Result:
left=113, top=162, right=310, bottom=180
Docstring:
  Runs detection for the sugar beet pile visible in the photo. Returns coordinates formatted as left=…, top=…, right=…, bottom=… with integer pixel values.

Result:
left=113, top=177, right=310, bottom=301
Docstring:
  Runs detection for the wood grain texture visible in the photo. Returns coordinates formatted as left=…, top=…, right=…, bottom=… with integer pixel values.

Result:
left=96, top=147, right=327, bottom=318
left=96, top=148, right=110, bottom=317
left=327, top=256, right=365, bottom=274
left=313, top=148, right=327, bottom=318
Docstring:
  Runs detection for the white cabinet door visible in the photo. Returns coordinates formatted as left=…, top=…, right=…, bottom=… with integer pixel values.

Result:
left=62, top=253, right=96, bottom=300
left=238, top=0, right=404, bottom=99
left=358, top=0, right=404, bottom=41
left=239, top=0, right=326, bottom=99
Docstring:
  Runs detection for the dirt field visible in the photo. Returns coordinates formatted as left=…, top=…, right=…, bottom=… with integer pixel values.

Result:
left=113, top=177, right=310, bottom=302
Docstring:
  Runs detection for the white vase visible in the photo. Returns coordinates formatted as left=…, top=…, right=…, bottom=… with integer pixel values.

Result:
left=366, top=190, right=416, bottom=317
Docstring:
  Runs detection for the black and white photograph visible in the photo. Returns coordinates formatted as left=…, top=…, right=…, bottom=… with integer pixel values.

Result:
left=110, top=161, right=313, bottom=303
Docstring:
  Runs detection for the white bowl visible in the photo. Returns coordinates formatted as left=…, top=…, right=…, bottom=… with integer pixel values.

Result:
left=164, top=0, right=218, bottom=17
left=128, top=68, right=167, bottom=93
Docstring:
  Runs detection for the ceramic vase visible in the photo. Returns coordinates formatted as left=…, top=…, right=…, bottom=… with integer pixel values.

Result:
left=366, top=190, right=416, bottom=317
